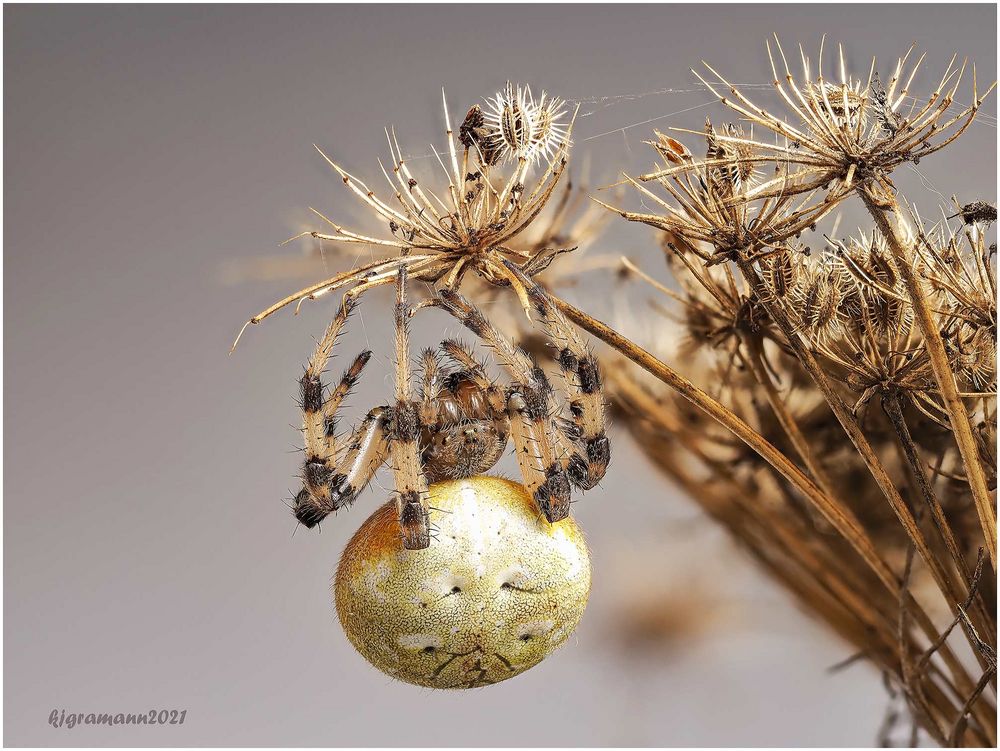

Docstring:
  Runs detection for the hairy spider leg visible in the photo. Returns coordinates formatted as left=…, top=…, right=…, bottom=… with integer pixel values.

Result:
left=436, top=289, right=572, bottom=522
left=503, top=261, right=610, bottom=489
left=438, top=338, right=512, bottom=446
left=417, top=347, right=442, bottom=426
left=439, top=339, right=509, bottom=413
left=390, top=269, right=432, bottom=549
left=294, top=298, right=391, bottom=527
left=295, top=408, right=391, bottom=528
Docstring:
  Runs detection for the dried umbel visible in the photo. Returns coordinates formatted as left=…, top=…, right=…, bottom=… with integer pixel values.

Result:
left=690, top=37, right=996, bottom=198
left=915, top=210, right=998, bottom=395
left=918, top=213, right=997, bottom=331
left=233, top=83, right=579, bottom=350
left=222, top=169, right=608, bottom=290
left=575, top=38, right=996, bottom=747
left=598, top=123, right=845, bottom=271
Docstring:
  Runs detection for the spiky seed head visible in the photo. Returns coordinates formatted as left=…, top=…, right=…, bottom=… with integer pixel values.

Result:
left=704, top=118, right=757, bottom=196
left=765, top=251, right=797, bottom=299
left=726, top=123, right=757, bottom=187
left=651, top=130, right=694, bottom=166
left=828, top=264, right=863, bottom=321
left=797, top=273, right=839, bottom=338
left=482, top=82, right=568, bottom=167
left=963, top=328, right=997, bottom=390
left=869, top=72, right=900, bottom=134
left=495, top=83, right=532, bottom=157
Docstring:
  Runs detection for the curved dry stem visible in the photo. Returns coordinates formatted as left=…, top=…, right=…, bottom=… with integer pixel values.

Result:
left=731, top=258, right=992, bottom=733
left=883, top=392, right=997, bottom=659
left=741, top=334, right=840, bottom=500
left=860, top=183, right=997, bottom=570
left=549, top=293, right=897, bottom=589
left=551, top=292, right=989, bottom=736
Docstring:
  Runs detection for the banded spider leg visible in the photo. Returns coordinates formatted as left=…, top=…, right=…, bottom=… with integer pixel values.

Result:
left=294, top=298, right=390, bottom=528
left=435, top=286, right=608, bottom=522
left=293, top=270, right=433, bottom=550
left=501, top=260, right=610, bottom=489
left=389, top=269, right=432, bottom=549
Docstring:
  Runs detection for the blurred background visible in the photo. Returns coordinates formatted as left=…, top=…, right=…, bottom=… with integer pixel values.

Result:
left=4, top=4, right=996, bottom=746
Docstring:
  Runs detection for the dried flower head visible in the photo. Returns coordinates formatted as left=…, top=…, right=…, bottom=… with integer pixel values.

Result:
left=949, top=200, right=997, bottom=227
left=913, top=207, right=998, bottom=394
left=688, top=37, right=997, bottom=197
left=704, top=118, right=757, bottom=196
left=804, top=80, right=868, bottom=132
left=598, top=123, right=846, bottom=271
left=550, top=38, right=996, bottom=747
left=233, top=86, right=577, bottom=347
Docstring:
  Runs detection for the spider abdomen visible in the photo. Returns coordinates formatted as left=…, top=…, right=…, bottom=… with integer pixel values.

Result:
left=334, top=476, right=591, bottom=688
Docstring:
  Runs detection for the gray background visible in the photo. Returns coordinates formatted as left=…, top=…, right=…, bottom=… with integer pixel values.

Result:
left=4, top=3, right=996, bottom=746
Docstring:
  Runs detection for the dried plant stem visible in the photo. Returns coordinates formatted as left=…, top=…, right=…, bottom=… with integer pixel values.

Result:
left=883, top=393, right=996, bottom=666
left=552, top=294, right=895, bottom=587
left=949, top=669, right=997, bottom=747
left=736, top=257, right=954, bottom=599
left=898, top=547, right=944, bottom=742
left=585, top=42, right=996, bottom=743
left=616, top=378, right=899, bottom=656
left=859, top=182, right=997, bottom=569
left=554, top=294, right=992, bottom=740
left=731, top=258, right=992, bottom=731
left=883, top=392, right=978, bottom=592
left=741, top=335, right=839, bottom=499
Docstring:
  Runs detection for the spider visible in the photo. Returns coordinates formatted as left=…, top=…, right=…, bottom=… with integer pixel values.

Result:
left=293, top=265, right=609, bottom=549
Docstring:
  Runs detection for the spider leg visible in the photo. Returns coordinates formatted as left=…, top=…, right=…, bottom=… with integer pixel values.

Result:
left=295, top=298, right=391, bottom=527
left=418, top=347, right=442, bottom=425
left=436, top=289, right=571, bottom=522
left=501, top=261, right=610, bottom=489
left=506, top=391, right=571, bottom=522
left=440, top=339, right=508, bottom=413
left=295, top=407, right=391, bottom=527
left=390, top=269, right=432, bottom=549
left=299, top=298, right=367, bottom=446
left=438, top=338, right=511, bottom=447
left=440, top=338, right=490, bottom=381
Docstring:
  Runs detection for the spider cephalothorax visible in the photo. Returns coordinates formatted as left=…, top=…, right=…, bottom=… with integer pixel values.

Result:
left=292, top=266, right=609, bottom=549
left=419, top=360, right=509, bottom=482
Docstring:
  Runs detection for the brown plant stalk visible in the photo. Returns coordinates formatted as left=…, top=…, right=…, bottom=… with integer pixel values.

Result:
left=860, top=182, right=997, bottom=567
left=550, top=293, right=992, bottom=745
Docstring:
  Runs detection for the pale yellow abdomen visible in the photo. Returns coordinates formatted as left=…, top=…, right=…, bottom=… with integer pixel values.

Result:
left=334, top=476, right=592, bottom=688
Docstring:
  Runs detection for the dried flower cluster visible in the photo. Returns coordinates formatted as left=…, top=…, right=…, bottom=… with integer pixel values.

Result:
left=233, top=84, right=577, bottom=349
left=592, top=39, right=996, bottom=746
